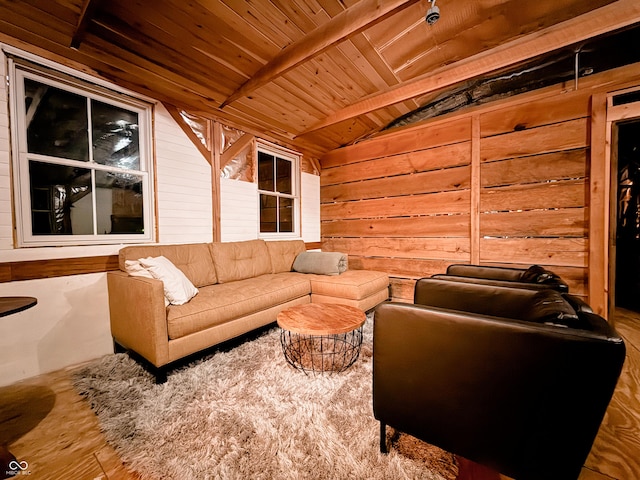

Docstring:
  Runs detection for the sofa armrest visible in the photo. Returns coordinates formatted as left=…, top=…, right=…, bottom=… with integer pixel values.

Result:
left=107, top=271, right=170, bottom=367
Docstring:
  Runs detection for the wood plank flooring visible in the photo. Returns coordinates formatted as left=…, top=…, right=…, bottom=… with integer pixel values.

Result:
left=1, top=309, right=638, bottom=480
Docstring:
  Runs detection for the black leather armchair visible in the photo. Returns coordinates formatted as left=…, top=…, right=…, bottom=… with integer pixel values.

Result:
left=373, top=278, right=625, bottom=480
left=438, top=263, right=570, bottom=292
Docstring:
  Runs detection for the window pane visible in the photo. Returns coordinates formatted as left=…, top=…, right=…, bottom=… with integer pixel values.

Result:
left=24, top=78, right=89, bottom=161
left=258, top=151, right=274, bottom=191
left=276, top=157, right=292, bottom=194
left=279, top=197, right=293, bottom=232
left=260, top=194, right=277, bottom=232
left=92, top=100, right=140, bottom=170
left=95, top=171, right=144, bottom=234
left=29, top=161, right=93, bottom=235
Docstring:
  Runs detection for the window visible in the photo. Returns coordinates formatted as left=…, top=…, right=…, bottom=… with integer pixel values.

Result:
left=257, top=144, right=299, bottom=236
left=9, top=58, right=154, bottom=246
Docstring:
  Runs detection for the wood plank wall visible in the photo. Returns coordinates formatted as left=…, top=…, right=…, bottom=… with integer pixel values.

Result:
left=321, top=117, right=473, bottom=301
left=321, top=84, right=597, bottom=302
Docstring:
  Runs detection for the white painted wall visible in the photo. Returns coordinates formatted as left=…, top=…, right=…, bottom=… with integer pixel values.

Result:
left=154, top=105, right=213, bottom=244
left=301, top=172, right=321, bottom=243
left=0, top=274, right=112, bottom=385
left=0, top=53, right=12, bottom=251
left=220, top=178, right=258, bottom=242
left=0, top=46, right=321, bottom=387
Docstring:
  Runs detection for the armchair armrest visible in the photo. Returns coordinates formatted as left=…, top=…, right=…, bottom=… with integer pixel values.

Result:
left=107, top=271, right=170, bottom=367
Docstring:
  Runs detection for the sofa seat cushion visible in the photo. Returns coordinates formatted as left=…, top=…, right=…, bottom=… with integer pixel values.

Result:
left=166, top=273, right=310, bottom=339
left=307, top=270, right=389, bottom=300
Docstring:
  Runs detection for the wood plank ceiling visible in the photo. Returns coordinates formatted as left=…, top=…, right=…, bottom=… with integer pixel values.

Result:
left=0, top=0, right=639, bottom=162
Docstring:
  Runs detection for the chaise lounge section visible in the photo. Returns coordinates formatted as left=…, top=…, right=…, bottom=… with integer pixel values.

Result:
left=107, top=239, right=389, bottom=382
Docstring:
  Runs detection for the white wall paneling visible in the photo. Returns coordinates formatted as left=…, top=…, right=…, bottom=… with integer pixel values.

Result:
left=154, top=104, right=213, bottom=244
left=220, top=178, right=258, bottom=242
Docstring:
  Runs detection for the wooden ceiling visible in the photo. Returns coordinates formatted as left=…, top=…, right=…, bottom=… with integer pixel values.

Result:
left=1, top=0, right=640, bottom=161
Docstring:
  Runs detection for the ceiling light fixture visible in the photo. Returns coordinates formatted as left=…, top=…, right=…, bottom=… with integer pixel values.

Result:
left=426, top=0, right=440, bottom=25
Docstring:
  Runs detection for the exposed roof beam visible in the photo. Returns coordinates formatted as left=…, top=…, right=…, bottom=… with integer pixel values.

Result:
left=70, top=0, right=103, bottom=49
left=300, top=0, right=640, bottom=136
left=220, top=0, right=420, bottom=108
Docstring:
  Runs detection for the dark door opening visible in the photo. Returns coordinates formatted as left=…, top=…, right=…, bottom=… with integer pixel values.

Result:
left=615, top=119, right=640, bottom=312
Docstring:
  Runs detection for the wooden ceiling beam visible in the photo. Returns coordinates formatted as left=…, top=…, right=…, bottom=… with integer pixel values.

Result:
left=70, top=0, right=103, bottom=49
left=163, top=103, right=212, bottom=163
left=300, top=0, right=640, bottom=136
left=221, top=133, right=254, bottom=168
left=220, top=0, right=420, bottom=108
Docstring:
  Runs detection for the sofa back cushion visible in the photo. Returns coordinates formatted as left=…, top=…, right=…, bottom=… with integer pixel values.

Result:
left=118, top=243, right=217, bottom=287
left=266, top=240, right=306, bottom=273
left=209, top=239, right=271, bottom=283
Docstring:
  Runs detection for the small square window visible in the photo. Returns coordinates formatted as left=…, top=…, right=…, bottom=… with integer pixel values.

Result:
left=257, top=144, right=299, bottom=237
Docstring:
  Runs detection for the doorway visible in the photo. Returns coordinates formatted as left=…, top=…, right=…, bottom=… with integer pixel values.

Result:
left=614, top=120, right=640, bottom=312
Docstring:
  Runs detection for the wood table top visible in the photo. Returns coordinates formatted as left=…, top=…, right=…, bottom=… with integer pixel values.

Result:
left=0, top=296, right=37, bottom=317
left=277, top=303, right=366, bottom=335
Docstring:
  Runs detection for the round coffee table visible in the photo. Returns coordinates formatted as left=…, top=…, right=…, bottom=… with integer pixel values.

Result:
left=276, top=303, right=366, bottom=375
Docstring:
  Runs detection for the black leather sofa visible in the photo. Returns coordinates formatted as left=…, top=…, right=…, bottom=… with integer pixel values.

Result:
left=372, top=278, right=625, bottom=480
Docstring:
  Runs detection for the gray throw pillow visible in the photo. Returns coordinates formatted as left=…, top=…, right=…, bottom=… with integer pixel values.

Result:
left=292, top=251, right=348, bottom=275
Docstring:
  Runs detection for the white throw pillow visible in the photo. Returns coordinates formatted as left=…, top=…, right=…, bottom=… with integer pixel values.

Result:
left=124, top=259, right=154, bottom=278
left=124, top=260, right=170, bottom=307
left=138, top=256, right=198, bottom=305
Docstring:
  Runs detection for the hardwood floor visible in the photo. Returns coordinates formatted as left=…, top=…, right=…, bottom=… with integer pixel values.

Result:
left=1, top=309, right=638, bottom=480
left=580, top=308, right=640, bottom=480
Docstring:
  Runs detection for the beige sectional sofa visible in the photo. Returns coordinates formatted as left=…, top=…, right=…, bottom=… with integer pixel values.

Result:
left=107, top=239, right=389, bottom=382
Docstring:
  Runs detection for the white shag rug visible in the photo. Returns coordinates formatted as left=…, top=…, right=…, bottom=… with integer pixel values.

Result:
left=74, top=319, right=457, bottom=480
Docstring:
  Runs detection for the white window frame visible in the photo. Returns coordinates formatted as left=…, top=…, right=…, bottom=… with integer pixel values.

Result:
left=256, top=142, right=300, bottom=239
left=8, top=57, right=155, bottom=247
